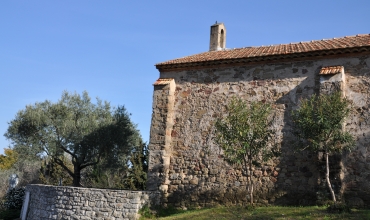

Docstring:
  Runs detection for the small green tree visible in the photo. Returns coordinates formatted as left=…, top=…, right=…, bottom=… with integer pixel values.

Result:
left=215, top=97, right=276, bottom=205
left=292, top=92, right=355, bottom=203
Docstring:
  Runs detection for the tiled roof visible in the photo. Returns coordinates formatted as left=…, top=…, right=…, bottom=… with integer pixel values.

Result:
left=319, top=66, right=344, bottom=75
left=156, top=34, right=370, bottom=71
left=153, top=78, right=174, bottom=85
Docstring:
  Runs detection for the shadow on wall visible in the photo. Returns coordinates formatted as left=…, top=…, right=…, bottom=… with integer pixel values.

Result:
left=273, top=70, right=351, bottom=206
left=272, top=74, right=318, bottom=206
left=169, top=65, right=322, bottom=206
left=152, top=59, right=370, bottom=207
left=159, top=179, right=317, bottom=208
left=340, top=63, right=370, bottom=208
left=341, top=127, right=370, bottom=207
left=274, top=66, right=370, bottom=207
left=147, top=163, right=163, bottom=192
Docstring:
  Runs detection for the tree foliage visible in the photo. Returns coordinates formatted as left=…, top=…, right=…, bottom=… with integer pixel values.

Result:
left=85, top=157, right=129, bottom=189
left=292, top=92, right=355, bottom=202
left=85, top=139, right=148, bottom=190
left=0, top=149, right=18, bottom=170
left=124, top=140, right=148, bottom=190
left=39, top=156, right=73, bottom=186
left=214, top=97, right=276, bottom=204
left=5, top=91, right=138, bottom=187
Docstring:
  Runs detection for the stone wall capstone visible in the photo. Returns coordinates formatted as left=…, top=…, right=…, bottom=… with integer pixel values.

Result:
left=24, top=184, right=160, bottom=220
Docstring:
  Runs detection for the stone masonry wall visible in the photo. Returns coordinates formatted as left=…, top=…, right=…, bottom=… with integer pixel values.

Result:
left=341, top=56, right=370, bottom=207
left=147, top=80, right=176, bottom=197
left=148, top=55, right=370, bottom=208
left=24, top=184, right=160, bottom=220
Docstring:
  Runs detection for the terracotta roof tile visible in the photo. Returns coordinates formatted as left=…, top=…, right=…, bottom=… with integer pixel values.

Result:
left=319, top=66, right=344, bottom=75
left=153, top=78, right=174, bottom=85
left=156, top=34, right=370, bottom=70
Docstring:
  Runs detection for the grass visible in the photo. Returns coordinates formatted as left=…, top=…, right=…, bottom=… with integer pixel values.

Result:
left=140, top=205, right=370, bottom=220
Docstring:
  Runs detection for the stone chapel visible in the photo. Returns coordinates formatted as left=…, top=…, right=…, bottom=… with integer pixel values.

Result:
left=147, top=23, right=370, bottom=207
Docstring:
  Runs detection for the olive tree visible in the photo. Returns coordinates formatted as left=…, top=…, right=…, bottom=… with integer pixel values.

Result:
left=5, top=91, right=138, bottom=187
left=292, top=92, right=355, bottom=202
left=214, top=97, right=276, bottom=205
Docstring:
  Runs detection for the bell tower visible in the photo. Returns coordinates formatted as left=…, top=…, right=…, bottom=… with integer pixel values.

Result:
left=209, top=22, right=226, bottom=51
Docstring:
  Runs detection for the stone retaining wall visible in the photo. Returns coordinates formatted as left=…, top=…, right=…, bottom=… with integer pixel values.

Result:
left=23, top=184, right=160, bottom=220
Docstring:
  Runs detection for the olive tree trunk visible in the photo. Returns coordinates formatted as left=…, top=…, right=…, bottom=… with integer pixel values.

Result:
left=73, top=166, right=82, bottom=187
left=325, top=151, right=336, bottom=202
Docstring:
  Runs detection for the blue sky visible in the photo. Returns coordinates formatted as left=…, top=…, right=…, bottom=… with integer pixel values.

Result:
left=1, top=1, right=369, bottom=154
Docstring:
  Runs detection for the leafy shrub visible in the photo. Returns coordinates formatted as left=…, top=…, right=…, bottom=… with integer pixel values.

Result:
left=139, top=205, right=193, bottom=219
left=0, top=209, right=21, bottom=220
left=326, top=202, right=351, bottom=213
left=139, top=205, right=156, bottom=219
left=4, top=187, right=25, bottom=210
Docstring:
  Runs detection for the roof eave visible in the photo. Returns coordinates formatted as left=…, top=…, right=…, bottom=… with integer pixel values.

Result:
left=156, top=46, right=370, bottom=72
